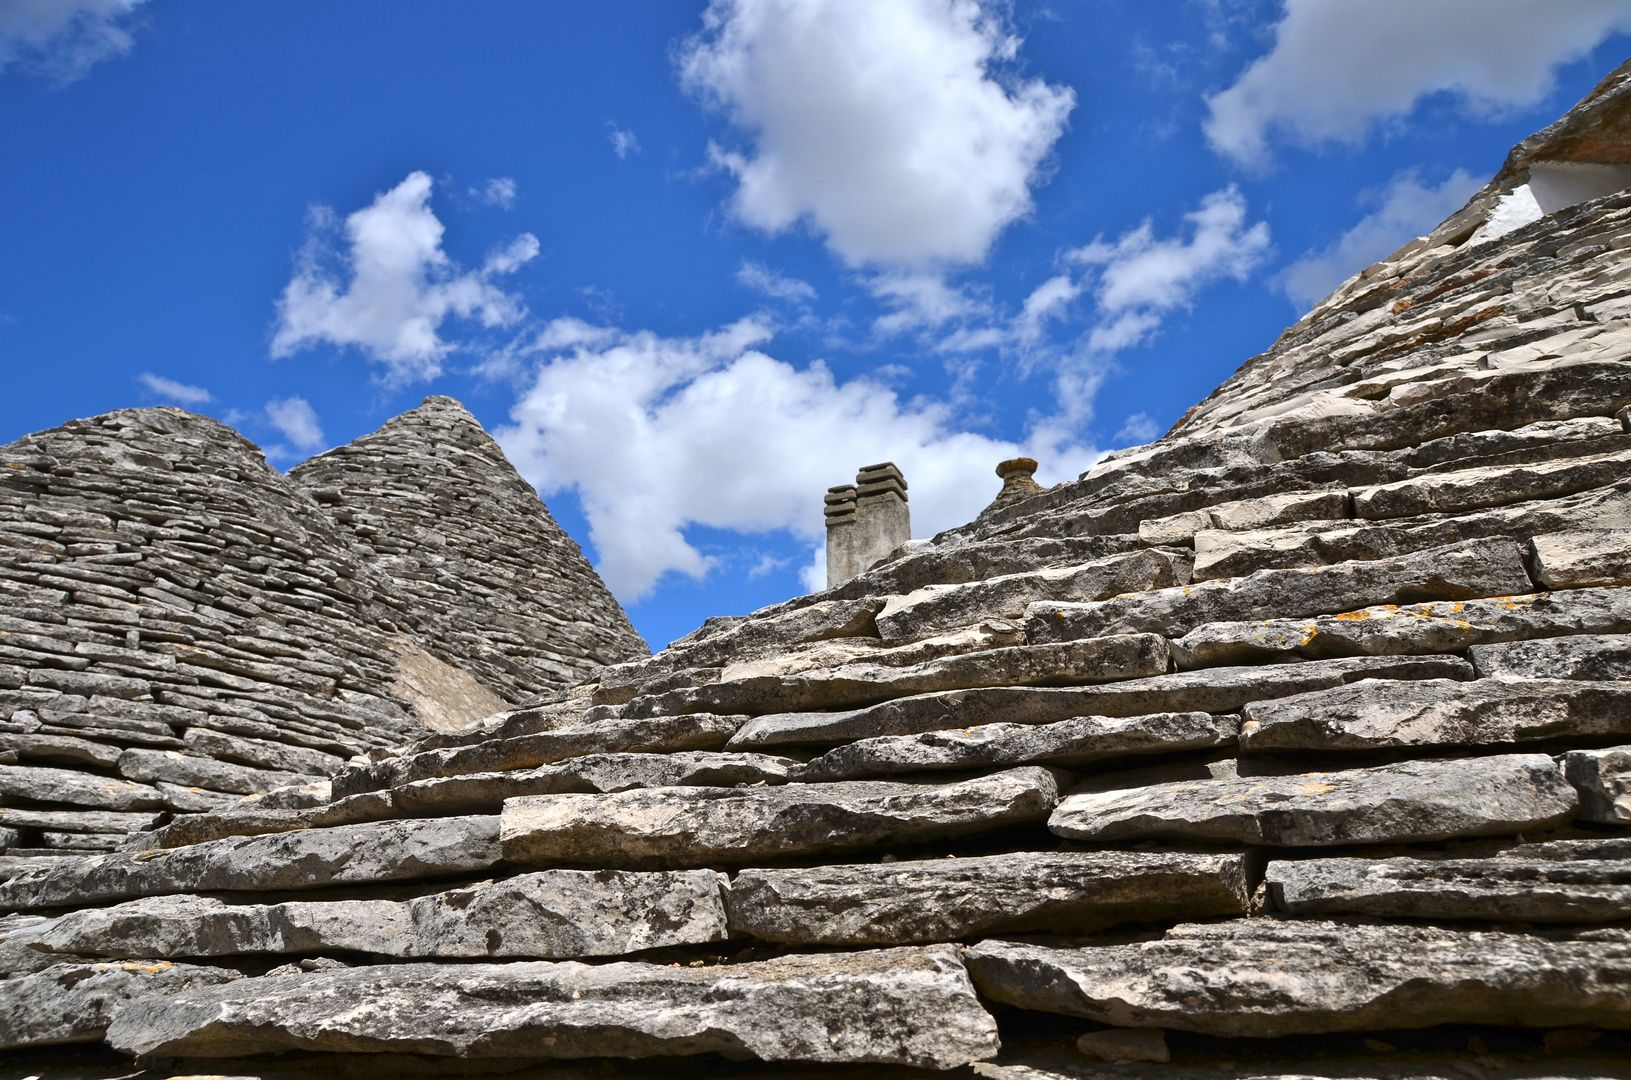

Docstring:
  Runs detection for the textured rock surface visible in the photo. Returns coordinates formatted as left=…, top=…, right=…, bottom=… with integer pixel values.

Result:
left=0, top=960, right=240, bottom=1048
left=106, top=946, right=1000, bottom=1067
left=502, top=767, right=1061, bottom=868
left=1048, top=754, right=1576, bottom=846
left=726, top=851, right=1247, bottom=944
left=963, top=921, right=1631, bottom=1036
left=1267, top=839, right=1631, bottom=922
left=1563, top=743, right=1631, bottom=822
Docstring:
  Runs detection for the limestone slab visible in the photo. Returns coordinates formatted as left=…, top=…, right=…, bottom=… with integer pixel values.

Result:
left=1353, top=449, right=1631, bottom=520
left=501, top=766, right=1061, bottom=869
left=0, top=763, right=163, bottom=811
left=622, top=636, right=1173, bottom=719
left=1026, top=540, right=1534, bottom=641
left=1531, top=529, right=1631, bottom=588
left=1267, top=839, right=1631, bottom=922
left=1562, top=743, right=1631, bottom=823
left=1239, top=677, right=1631, bottom=752
left=332, top=712, right=748, bottom=797
left=725, top=851, right=1247, bottom=945
left=727, top=655, right=1471, bottom=749
left=106, top=946, right=1000, bottom=1068
left=962, top=920, right=1631, bottom=1037
left=1047, top=754, right=1576, bottom=847
left=791, top=711, right=1235, bottom=782
left=35, top=868, right=727, bottom=960
left=0, top=960, right=240, bottom=1049
left=1172, top=587, right=1631, bottom=668
left=1470, top=632, right=1631, bottom=679
left=0, top=806, right=160, bottom=834
left=0, top=815, right=501, bottom=912
left=117, top=747, right=314, bottom=796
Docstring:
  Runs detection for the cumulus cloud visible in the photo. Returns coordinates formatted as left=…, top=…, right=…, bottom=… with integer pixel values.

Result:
left=679, top=0, right=1074, bottom=270
left=271, top=171, right=539, bottom=383
left=1206, top=0, right=1631, bottom=166
left=1069, top=186, right=1270, bottom=354
left=264, top=396, right=325, bottom=452
left=1278, top=169, right=1484, bottom=309
left=495, top=316, right=1098, bottom=600
left=137, top=372, right=212, bottom=406
left=0, top=0, right=147, bottom=83
left=736, top=260, right=817, bottom=302
left=472, top=177, right=517, bottom=209
left=607, top=123, right=641, bottom=159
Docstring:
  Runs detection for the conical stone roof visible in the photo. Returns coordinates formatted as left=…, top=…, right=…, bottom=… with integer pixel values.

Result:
left=5, top=61, right=1631, bottom=1080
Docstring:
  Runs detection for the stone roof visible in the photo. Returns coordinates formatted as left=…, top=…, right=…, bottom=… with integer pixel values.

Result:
left=5, top=62, right=1631, bottom=1079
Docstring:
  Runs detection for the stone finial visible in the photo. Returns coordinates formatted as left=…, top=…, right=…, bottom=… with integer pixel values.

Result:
left=985, top=457, right=1046, bottom=513
left=825, top=463, right=911, bottom=588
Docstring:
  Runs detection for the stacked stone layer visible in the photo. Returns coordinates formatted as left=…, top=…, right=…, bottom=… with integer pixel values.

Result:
left=7, top=59, right=1631, bottom=1080
left=0, top=399, right=645, bottom=877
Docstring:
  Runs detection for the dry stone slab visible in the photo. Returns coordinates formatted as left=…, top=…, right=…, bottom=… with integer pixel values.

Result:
left=0, top=959, right=241, bottom=1049
left=0, top=815, right=500, bottom=912
left=621, top=636, right=1172, bottom=719
left=872, top=549, right=1185, bottom=643
left=1138, top=489, right=1351, bottom=547
left=1531, top=529, right=1631, bottom=588
left=1267, top=838, right=1631, bottom=922
left=1470, top=632, right=1631, bottom=679
left=0, top=731, right=121, bottom=768
left=725, top=851, right=1247, bottom=945
left=1172, top=587, right=1631, bottom=668
left=1048, top=753, right=1576, bottom=847
left=1239, top=677, right=1631, bottom=752
left=117, top=747, right=314, bottom=796
left=106, top=945, right=1000, bottom=1068
left=791, top=711, right=1235, bottom=782
left=1562, top=743, right=1631, bottom=823
left=332, top=712, right=748, bottom=798
left=0, top=764, right=163, bottom=811
left=728, top=655, right=1471, bottom=749
left=1026, top=540, right=1534, bottom=641
left=0, top=807, right=160, bottom=835
left=501, top=766, right=1061, bottom=869
left=962, top=920, right=1631, bottom=1037
left=1352, top=449, right=1631, bottom=520
left=34, top=869, right=727, bottom=960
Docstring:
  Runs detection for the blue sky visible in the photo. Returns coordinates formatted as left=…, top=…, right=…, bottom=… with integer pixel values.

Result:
left=4, top=0, right=1631, bottom=650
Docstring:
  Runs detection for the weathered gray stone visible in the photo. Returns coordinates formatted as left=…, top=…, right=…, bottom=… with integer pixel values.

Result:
left=0, top=763, right=163, bottom=810
left=0, top=731, right=120, bottom=768
left=1239, top=677, right=1631, bottom=752
left=106, top=946, right=1000, bottom=1068
left=1048, top=754, right=1577, bottom=847
left=962, top=920, right=1631, bottom=1037
left=0, top=806, right=160, bottom=834
left=36, top=869, right=727, bottom=960
left=501, top=767, right=1061, bottom=869
left=791, top=711, right=1234, bottom=781
left=1353, top=449, right=1631, bottom=520
left=1267, top=839, right=1631, bottom=922
left=0, top=960, right=240, bottom=1049
left=1470, top=632, right=1631, bottom=679
left=725, top=851, right=1247, bottom=945
left=873, top=550, right=1185, bottom=643
left=181, top=726, right=350, bottom=777
left=727, top=655, right=1471, bottom=749
left=0, top=815, right=500, bottom=911
left=1075, top=1027, right=1170, bottom=1064
left=1562, top=743, right=1631, bottom=823
left=1026, top=540, right=1534, bottom=642
left=1172, top=587, right=1631, bottom=669
left=1531, top=529, right=1631, bottom=588
left=332, top=712, right=748, bottom=797
left=117, top=747, right=315, bottom=796
left=621, top=636, right=1173, bottom=719
left=1139, top=490, right=1351, bottom=547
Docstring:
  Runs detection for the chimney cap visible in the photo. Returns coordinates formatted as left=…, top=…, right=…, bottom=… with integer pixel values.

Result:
left=996, top=457, right=1038, bottom=480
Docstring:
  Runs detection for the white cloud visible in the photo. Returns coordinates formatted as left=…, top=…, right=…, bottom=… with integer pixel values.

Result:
left=679, top=0, right=1074, bottom=269
left=495, top=316, right=1098, bottom=600
left=1069, top=186, right=1270, bottom=354
left=264, top=396, right=325, bottom=452
left=472, top=177, right=517, bottom=209
left=869, top=271, right=987, bottom=336
left=1206, top=0, right=1631, bottom=166
left=1113, top=412, right=1159, bottom=446
left=137, top=372, right=211, bottom=406
left=271, top=171, right=539, bottom=383
left=736, top=260, right=817, bottom=302
left=0, top=0, right=147, bottom=83
left=1278, top=169, right=1484, bottom=309
left=608, top=123, right=641, bottom=159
